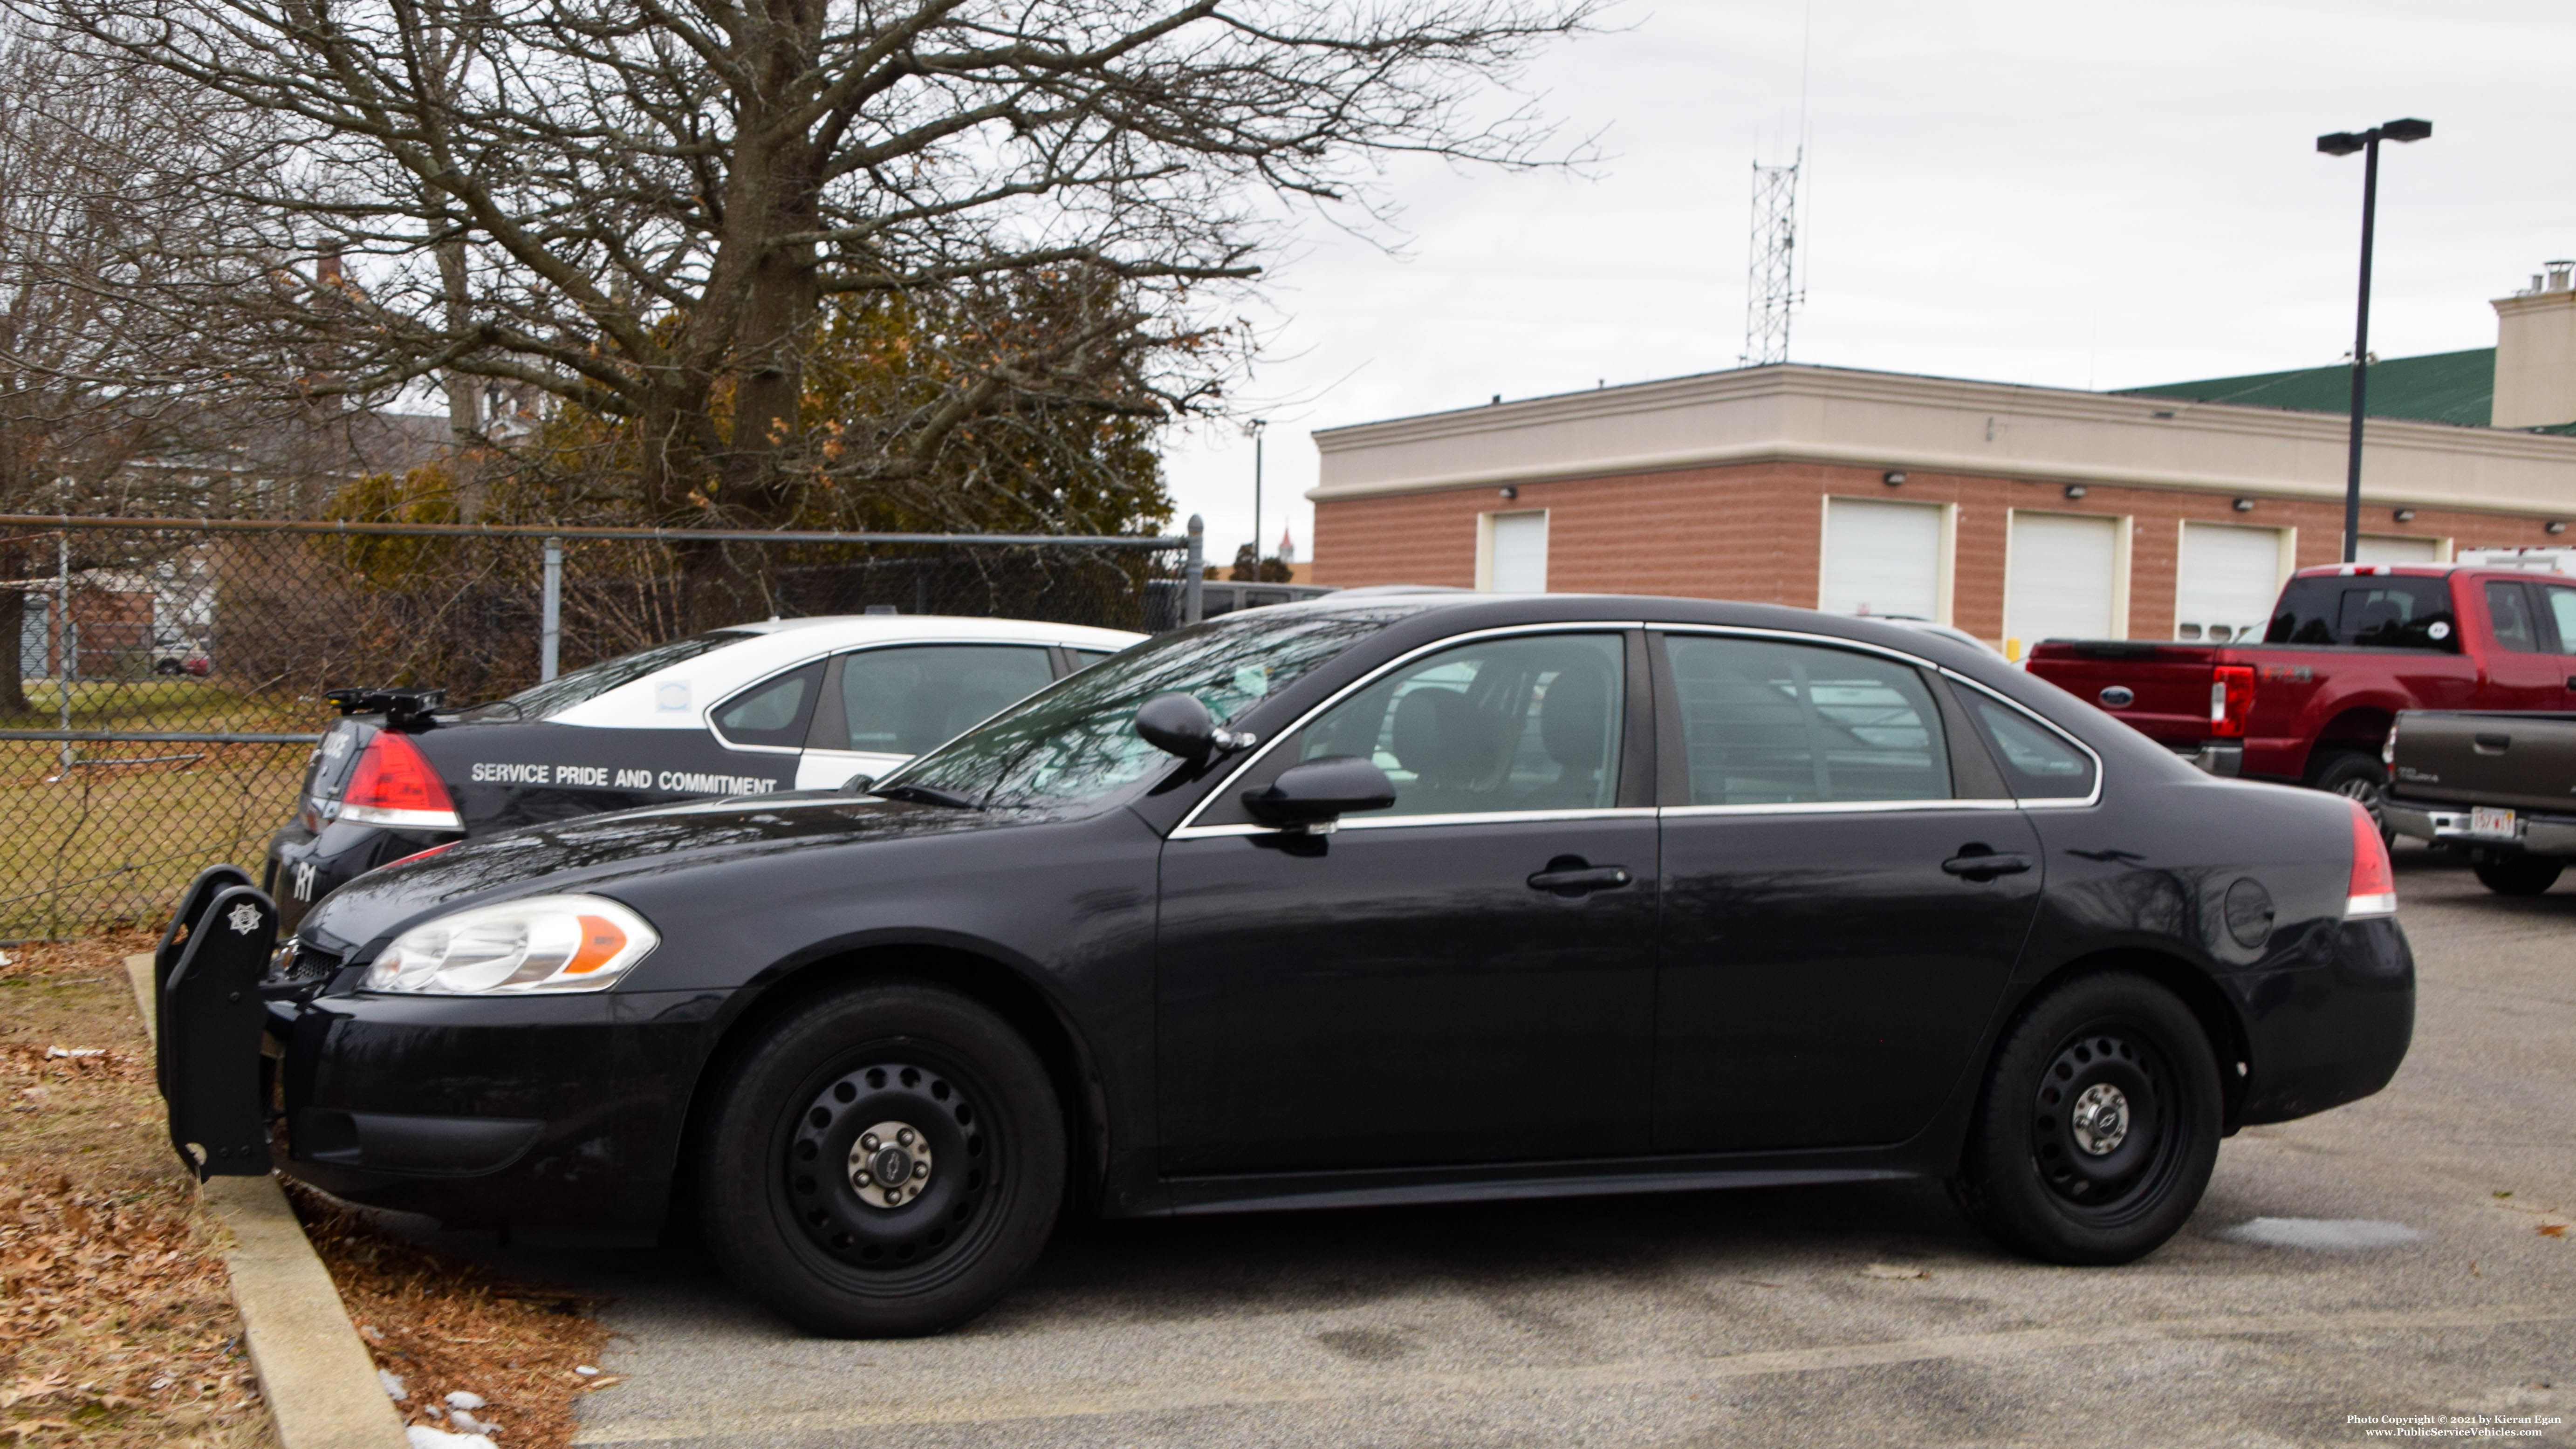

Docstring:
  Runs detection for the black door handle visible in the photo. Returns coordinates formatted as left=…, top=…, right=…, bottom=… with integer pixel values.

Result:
left=1942, top=851, right=2032, bottom=880
left=1527, top=862, right=1633, bottom=895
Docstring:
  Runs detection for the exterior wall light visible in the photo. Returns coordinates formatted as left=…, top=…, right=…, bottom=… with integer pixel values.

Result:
left=1883, top=471, right=1907, bottom=487
left=2063, top=485, right=2089, bottom=500
left=2392, top=508, right=2416, bottom=522
left=2549, top=520, right=2569, bottom=535
left=2232, top=499, right=2256, bottom=513
left=1497, top=485, right=1519, bottom=500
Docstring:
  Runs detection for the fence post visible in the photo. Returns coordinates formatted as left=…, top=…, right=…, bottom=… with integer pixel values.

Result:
left=1184, top=514, right=1204, bottom=626
left=540, top=535, right=562, bottom=682
left=54, top=527, right=71, bottom=776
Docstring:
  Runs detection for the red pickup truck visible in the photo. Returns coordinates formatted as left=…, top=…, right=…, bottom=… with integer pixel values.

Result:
left=2027, top=563, right=2576, bottom=818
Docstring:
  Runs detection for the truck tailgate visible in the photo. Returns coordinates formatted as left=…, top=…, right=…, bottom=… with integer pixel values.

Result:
left=2390, top=711, right=2576, bottom=813
left=2025, top=643, right=2218, bottom=741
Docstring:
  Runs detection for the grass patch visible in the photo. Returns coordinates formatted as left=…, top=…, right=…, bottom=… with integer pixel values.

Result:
left=0, top=681, right=325, bottom=737
left=0, top=745, right=307, bottom=940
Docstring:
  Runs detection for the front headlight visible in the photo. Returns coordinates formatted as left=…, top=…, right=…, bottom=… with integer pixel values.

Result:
left=362, top=895, right=658, bottom=995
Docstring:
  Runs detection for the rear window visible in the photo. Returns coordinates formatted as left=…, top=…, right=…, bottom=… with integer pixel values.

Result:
left=464, top=631, right=757, bottom=719
left=2263, top=577, right=2457, bottom=651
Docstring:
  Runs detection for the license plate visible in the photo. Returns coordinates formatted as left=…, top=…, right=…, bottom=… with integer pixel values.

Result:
left=2469, top=807, right=2520, bottom=839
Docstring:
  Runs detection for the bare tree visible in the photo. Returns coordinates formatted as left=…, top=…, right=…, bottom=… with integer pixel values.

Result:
left=21, top=0, right=1594, bottom=623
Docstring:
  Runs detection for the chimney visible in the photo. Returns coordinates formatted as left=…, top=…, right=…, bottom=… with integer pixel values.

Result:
left=2490, top=259, right=2576, bottom=429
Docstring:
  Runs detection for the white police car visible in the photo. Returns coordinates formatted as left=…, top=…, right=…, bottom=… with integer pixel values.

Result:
left=264, top=615, right=1143, bottom=928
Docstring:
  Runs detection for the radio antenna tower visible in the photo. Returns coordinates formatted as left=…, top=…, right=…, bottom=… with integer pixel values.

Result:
left=1743, top=0, right=1814, bottom=367
left=1741, top=150, right=1803, bottom=367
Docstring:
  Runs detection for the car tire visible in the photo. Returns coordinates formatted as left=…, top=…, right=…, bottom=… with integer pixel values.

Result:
left=2307, top=749, right=2389, bottom=839
left=1948, top=971, right=2222, bottom=1266
left=698, top=978, right=1064, bottom=1337
left=2470, top=850, right=2563, bottom=896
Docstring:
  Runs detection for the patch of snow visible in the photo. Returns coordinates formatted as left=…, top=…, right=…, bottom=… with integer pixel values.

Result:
left=379, top=1369, right=408, bottom=1400
left=406, top=1428, right=497, bottom=1449
left=445, top=1391, right=486, bottom=1410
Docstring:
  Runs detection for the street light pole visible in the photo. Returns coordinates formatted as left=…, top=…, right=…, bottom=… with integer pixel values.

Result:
left=2317, top=118, right=2431, bottom=563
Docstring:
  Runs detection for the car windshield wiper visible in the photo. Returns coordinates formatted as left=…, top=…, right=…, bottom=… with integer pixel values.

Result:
left=869, top=782, right=984, bottom=811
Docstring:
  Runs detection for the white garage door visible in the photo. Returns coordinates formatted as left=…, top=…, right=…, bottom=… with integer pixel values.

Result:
left=2355, top=535, right=2442, bottom=564
left=1821, top=498, right=1943, bottom=620
left=2176, top=523, right=2285, bottom=642
left=1486, top=511, right=1548, bottom=592
left=2005, top=513, right=2120, bottom=645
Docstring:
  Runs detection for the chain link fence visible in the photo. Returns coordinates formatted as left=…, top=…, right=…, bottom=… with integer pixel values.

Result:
left=0, top=514, right=1201, bottom=938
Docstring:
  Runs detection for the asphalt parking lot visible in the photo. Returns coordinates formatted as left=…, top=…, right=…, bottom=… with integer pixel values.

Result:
left=523, top=847, right=2573, bottom=1448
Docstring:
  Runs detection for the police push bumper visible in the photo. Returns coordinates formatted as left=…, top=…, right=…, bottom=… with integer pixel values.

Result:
left=153, top=864, right=279, bottom=1179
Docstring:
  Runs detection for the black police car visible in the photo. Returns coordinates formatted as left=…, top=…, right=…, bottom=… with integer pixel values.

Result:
left=264, top=615, right=1141, bottom=931
left=164, top=590, right=2412, bottom=1337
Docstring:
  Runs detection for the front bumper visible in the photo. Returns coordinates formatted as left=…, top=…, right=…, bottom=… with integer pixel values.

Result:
left=263, top=989, right=674, bottom=1238
left=2382, top=797, right=2576, bottom=856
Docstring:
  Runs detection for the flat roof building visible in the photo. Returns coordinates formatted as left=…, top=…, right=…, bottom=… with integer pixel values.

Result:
left=1308, top=263, right=2576, bottom=651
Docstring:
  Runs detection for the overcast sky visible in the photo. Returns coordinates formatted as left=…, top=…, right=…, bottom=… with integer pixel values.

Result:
left=1162, top=0, right=2576, bottom=565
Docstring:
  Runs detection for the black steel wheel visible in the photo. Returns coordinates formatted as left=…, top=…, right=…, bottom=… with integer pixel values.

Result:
left=699, top=979, right=1063, bottom=1337
left=2470, top=850, right=2563, bottom=896
left=1950, top=972, right=2220, bottom=1264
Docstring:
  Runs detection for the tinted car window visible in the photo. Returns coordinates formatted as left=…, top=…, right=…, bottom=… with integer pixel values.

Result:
left=1966, top=697, right=2097, bottom=800
left=1667, top=636, right=1949, bottom=805
left=826, top=645, right=1056, bottom=754
left=1295, top=633, right=1623, bottom=816
left=2265, top=577, right=2457, bottom=650
left=883, top=610, right=1397, bottom=808
left=2487, top=581, right=2545, bottom=653
left=712, top=662, right=824, bottom=748
left=466, top=630, right=754, bottom=719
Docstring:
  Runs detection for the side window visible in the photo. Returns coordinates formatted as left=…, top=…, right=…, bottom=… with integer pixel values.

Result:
left=1295, top=633, right=1624, bottom=818
left=1666, top=636, right=1949, bottom=805
left=1966, top=697, right=2098, bottom=800
left=827, top=646, right=1056, bottom=755
left=712, top=661, right=824, bottom=749
left=2487, top=581, right=2544, bottom=654
left=2542, top=586, right=2576, bottom=655
left=1067, top=649, right=1112, bottom=671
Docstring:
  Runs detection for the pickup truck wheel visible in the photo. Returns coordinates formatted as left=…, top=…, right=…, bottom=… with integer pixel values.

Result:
left=2470, top=850, right=2563, bottom=896
left=698, top=980, right=1065, bottom=1337
left=2307, top=750, right=2390, bottom=839
left=1948, top=972, right=2221, bottom=1265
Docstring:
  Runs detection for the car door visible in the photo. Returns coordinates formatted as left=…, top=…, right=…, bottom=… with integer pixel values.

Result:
left=1650, top=630, right=2048, bottom=1153
left=1155, top=628, right=1659, bottom=1175
left=2475, top=579, right=2565, bottom=711
left=2541, top=581, right=2576, bottom=709
left=794, top=643, right=1060, bottom=790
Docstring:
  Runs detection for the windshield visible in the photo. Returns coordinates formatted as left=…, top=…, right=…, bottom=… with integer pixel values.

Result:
left=878, top=609, right=1400, bottom=808
left=462, top=630, right=757, bottom=719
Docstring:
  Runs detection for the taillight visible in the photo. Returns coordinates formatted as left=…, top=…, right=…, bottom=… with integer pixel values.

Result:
left=2344, top=798, right=2397, bottom=918
left=338, top=732, right=463, bottom=829
left=2209, top=665, right=2255, bottom=738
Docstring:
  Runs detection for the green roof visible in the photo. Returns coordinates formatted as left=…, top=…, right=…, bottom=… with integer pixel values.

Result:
left=2114, top=348, right=2525, bottom=429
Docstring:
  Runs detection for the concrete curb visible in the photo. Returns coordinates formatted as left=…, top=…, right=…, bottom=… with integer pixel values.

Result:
left=125, top=953, right=413, bottom=1449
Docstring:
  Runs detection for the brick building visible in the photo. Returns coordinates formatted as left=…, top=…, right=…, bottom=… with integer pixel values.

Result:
left=1308, top=264, right=2576, bottom=652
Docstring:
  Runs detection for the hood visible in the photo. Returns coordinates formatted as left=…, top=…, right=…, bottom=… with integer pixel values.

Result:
left=296, top=790, right=1015, bottom=957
